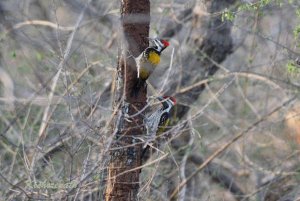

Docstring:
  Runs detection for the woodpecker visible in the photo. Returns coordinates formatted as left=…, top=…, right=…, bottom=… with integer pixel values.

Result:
left=132, top=38, right=169, bottom=96
left=142, top=96, right=176, bottom=159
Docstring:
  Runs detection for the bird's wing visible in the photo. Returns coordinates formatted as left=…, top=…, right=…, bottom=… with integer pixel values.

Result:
left=146, top=111, right=162, bottom=134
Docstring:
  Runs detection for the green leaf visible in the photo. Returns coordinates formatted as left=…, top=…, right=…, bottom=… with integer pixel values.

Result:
left=296, top=9, right=300, bottom=18
left=36, top=52, right=43, bottom=61
left=287, top=61, right=300, bottom=74
left=222, top=8, right=235, bottom=22
left=293, top=25, right=300, bottom=39
left=11, top=51, right=16, bottom=58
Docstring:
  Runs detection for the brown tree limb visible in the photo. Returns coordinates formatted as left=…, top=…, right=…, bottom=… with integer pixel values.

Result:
left=104, top=1, right=150, bottom=200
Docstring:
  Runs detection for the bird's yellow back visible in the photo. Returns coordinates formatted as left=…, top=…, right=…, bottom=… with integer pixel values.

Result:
left=148, top=51, right=160, bottom=65
left=138, top=50, right=161, bottom=80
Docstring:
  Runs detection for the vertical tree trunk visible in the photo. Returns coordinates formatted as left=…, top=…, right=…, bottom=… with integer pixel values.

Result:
left=105, top=0, right=150, bottom=200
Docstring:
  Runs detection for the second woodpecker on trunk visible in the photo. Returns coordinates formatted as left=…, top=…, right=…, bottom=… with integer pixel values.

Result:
left=141, top=96, right=176, bottom=159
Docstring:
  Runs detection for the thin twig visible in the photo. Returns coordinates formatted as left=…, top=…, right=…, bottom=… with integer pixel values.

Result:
left=179, top=117, right=195, bottom=201
left=169, top=96, right=296, bottom=199
left=29, top=0, right=91, bottom=176
left=176, top=71, right=284, bottom=95
left=160, top=47, right=175, bottom=94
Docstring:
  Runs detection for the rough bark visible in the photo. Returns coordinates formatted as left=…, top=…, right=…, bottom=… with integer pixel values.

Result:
left=105, top=0, right=150, bottom=201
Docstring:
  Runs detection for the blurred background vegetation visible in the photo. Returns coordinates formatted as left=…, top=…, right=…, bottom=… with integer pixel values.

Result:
left=0, top=0, right=300, bottom=200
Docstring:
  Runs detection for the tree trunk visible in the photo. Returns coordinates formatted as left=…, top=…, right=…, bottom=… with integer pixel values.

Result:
left=105, top=0, right=150, bottom=201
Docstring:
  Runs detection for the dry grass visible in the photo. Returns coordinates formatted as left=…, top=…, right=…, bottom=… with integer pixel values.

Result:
left=0, top=0, right=300, bottom=200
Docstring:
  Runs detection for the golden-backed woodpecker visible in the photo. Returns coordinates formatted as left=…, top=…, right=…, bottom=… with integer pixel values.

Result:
left=132, top=38, right=169, bottom=96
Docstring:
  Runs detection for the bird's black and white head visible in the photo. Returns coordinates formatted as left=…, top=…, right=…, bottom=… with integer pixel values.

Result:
left=158, top=96, right=176, bottom=111
left=150, top=38, right=169, bottom=53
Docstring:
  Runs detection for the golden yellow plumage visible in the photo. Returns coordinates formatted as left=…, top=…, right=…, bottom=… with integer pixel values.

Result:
left=157, top=118, right=169, bottom=135
left=132, top=38, right=169, bottom=96
left=148, top=51, right=160, bottom=65
left=139, top=50, right=161, bottom=80
left=139, top=68, right=149, bottom=80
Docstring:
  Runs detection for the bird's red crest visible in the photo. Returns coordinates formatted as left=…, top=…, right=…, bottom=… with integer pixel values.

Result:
left=161, top=40, right=169, bottom=47
left=163, top=96, right=176, bottom=105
